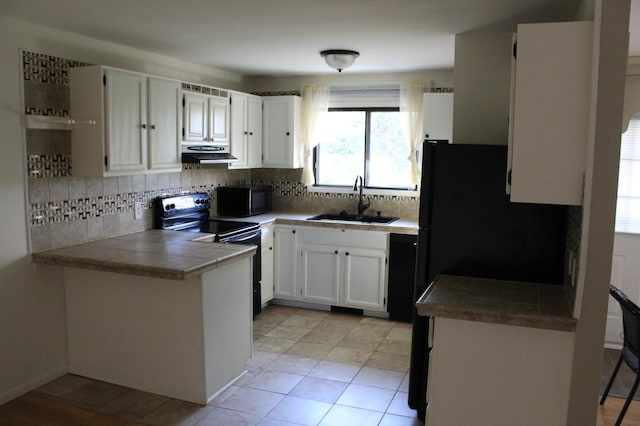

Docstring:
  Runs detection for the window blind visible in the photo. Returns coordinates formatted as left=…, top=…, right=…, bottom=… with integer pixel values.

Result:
left=616, top=115, right=640, bottom=233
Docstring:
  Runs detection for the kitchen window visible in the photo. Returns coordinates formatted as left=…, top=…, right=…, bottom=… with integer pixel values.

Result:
left=616, top=113, right=640, bottom=234
left=313, top=107, right=415, bottom=191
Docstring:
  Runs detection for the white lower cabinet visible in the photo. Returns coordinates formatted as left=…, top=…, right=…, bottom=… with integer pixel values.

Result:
left=273, top=226, right=298, bottom=299
left=260, top=224, right=274, bottom=305
left=299, top=244, right=341, bottom=304
left=273, top=225, right=388, bottom=312
left=342, top=248, right=387, bottom=310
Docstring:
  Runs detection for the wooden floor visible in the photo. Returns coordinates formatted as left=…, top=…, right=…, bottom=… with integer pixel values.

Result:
left=1, top=391, right=640, bottom=425
left=598, top=396, right=640, bottom=426
left=0, top=393, right=143, bottom=426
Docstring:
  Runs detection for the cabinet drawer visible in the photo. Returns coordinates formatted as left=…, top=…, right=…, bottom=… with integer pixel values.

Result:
left=299, top=227, right=387, bottom=250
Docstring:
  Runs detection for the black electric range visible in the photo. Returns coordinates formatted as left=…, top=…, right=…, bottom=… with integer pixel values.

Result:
left=153, top=193, right=262, bottom=317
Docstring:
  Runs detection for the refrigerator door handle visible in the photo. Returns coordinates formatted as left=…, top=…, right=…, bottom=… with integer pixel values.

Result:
left=428, top=317, right=434, bottom=349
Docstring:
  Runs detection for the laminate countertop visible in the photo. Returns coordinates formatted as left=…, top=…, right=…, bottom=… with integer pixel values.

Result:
left=213, top=212, right=419, bottom=235
left=31, top=230, right=256, bottom=280
left=416, top=274, right=576, bottom=331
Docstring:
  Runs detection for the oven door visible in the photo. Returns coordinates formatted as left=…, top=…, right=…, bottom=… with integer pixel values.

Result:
left=219, top=229, right=262, bottom=317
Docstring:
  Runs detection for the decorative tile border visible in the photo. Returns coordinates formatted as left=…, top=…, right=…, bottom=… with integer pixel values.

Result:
left=428, top=87, right=454, bottom=93
left=24, top=106, right=69, bottom=117
left=22, top=51, right=88, bottom=85
left=28, top=154, right=71, bottom=178
left=181, top=82, right=229, bottom=98
left=253, top=90, right=301, bottom=97
left=29, top=178, right=418, bottom=226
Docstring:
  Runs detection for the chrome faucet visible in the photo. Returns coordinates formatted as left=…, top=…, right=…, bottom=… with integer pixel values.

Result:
left=353, top=175, right=370, bottom=215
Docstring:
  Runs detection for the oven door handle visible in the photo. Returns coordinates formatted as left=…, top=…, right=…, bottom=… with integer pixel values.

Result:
left=221, top=230, right=261, bottom=243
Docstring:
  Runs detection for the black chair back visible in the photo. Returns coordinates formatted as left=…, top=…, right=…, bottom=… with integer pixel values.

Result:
left=610, top=284, right=640, bottom=364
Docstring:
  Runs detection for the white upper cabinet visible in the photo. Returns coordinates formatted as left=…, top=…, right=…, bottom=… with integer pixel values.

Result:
left=262, top=96, right=302, bottom=168
left=507, top=21, right=593, bottom=205
left=183, top=91, right=230, bottom=144
left=423, top=92, right=454, bottom=142
left=229, top=92, right=263, bottom=169
left=104, top=68, right=147, bottom=174
left=148, top=77, right=182, bottom=171
left=70, top=66, right=182, bottom=177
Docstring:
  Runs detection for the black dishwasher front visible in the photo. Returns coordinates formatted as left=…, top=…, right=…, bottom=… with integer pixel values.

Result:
left=387, top=233, right=418, bottom=322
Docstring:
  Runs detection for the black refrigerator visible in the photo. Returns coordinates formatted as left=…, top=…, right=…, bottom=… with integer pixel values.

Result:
left=407, top=141, right=568, bottom=419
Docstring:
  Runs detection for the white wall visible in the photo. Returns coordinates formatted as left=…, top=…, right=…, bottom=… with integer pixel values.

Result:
left=567, top=0, right=630, bottom=424
left=0, top=15, right=244, bottom=404
left=452, top=32, right=512, bottom=145
left=243, top=70, right=454, bottom=93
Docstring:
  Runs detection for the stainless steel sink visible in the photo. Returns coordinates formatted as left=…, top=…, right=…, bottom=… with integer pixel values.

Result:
left=307, top=213, right=398, bottom=224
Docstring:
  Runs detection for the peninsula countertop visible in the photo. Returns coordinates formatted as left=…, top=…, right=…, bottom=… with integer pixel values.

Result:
left=31, top=229, right=257, bottom=280
left=416, top=274, right=576, bottom=331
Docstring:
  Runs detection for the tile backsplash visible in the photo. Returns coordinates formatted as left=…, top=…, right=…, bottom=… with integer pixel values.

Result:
left=23, top=51, right=419, bottom=252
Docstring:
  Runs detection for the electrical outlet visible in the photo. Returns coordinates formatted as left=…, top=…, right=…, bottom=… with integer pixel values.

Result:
left=134, top=201, right=143, bottom=220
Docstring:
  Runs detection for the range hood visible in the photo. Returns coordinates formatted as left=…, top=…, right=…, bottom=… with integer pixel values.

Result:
left=181, top=144, right=237, bottom=164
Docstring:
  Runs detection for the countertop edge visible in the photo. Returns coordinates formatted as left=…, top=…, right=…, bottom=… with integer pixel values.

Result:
left=31, top=232, right=257, bottom=280
left=415, top=275, right=577, bottom=332
left=215, top=212, right=419, bottom=234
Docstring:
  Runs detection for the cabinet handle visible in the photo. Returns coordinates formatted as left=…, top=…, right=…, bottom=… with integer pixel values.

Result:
left=269, top=247, right=273, bottom=250
left=334, top=250, right=338, bottom=254
left=292, top=230, right=296, bottom=234
left=203, top=137, right=208, bottom=141
left=244, top=131, right=248, bottom=135
left=249, top=132, right=253, bottom=135
left=345, top=252, right=349, bottom=256
left=286, top=132, right=290, bottom=136
left=151, top=124, right=156, bottom=130
left=141, top=124, right=147, bottom=129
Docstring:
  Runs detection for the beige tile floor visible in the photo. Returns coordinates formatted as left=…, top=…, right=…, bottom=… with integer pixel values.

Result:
left=33, top=304, right=421, bottom=425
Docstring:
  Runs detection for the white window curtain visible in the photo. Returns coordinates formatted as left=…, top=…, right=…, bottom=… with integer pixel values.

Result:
left=301, top=84, right=330, bottom=186
left=400, top=82, right=425, bottom=186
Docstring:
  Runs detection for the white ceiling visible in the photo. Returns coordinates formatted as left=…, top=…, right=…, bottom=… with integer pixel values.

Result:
left=0, top=0, right=637, bottom=76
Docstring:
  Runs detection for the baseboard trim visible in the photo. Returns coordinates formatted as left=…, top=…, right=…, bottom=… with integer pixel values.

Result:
left=0, top=366, right=68, bottom=405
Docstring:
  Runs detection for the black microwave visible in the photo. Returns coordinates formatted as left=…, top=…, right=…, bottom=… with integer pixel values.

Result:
left=216, top=186, right=273, bottom=217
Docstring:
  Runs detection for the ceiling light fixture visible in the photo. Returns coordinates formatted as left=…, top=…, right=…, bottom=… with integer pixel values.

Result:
left=320, top=49, right=360, bottom=72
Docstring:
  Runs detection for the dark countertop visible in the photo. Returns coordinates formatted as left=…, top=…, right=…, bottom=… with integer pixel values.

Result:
left=416, top=274, right=576, bottom=331
left=31, top=230, right=256, bottom=280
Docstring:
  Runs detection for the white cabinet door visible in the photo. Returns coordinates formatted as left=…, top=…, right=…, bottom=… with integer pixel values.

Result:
left=299, top=245, right=340, bottom=304
left=70, top=66, right=182, bottom=177
left=104, top=68, right=147, bottom=174
left=230, top=92, right=248, bottom=169
left=229, top=93, right=262, bottom=170
left=507, top=21, right=593, bottom=205
left=262, top=96, right=302, bottom=168
left=342, top=248, right=387, bottom=311
left=261, top=224, right=274, bottom=305
left=148, top=77, right=181, bottom=171
left=247, top=96, right=263, bottom=168
left=423, top=92, right=454, bottom=142
left=183, top=92, right=229, bottom=144
left=208, top=95, right=230, bottom=143
left=183, top=92, right=208, bottom=143
left=273, top=226, right=298, bottom=299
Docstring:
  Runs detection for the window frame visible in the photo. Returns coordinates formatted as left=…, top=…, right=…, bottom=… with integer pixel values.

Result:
left=615, top=113, right=640, bottom=234
left=310, top=106, right=419, bottom=196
